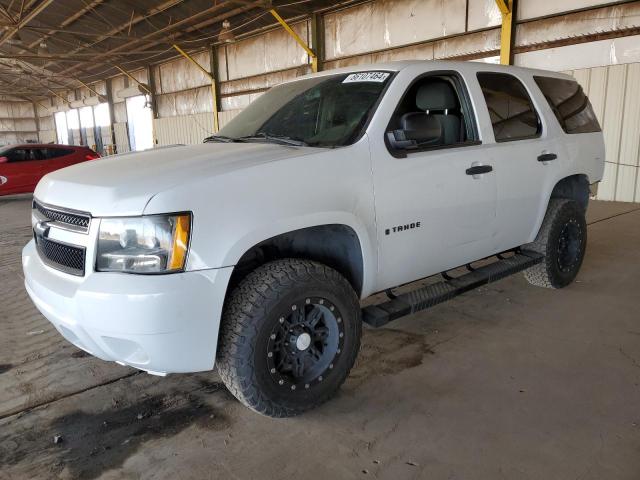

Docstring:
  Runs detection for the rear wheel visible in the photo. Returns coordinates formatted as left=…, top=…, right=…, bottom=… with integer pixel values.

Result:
left=524, top=198, right=587, bottom=289
left=216, top=258, right=361, bottom=417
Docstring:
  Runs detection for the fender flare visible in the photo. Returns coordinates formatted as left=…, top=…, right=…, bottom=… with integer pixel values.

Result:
left=220, top=211, right=378, bottom=298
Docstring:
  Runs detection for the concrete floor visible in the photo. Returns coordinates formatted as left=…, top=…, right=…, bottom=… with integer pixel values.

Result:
left=1, top=195, right=639, bottom=480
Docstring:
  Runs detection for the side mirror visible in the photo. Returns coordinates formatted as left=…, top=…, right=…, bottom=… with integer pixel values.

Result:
left=0, top=156, right=8, bottom=164
left=386, top=130, right=416, bottom=151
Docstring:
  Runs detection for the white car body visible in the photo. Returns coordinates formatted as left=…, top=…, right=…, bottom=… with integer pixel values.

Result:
left=22, top=60, right=605, bottom=375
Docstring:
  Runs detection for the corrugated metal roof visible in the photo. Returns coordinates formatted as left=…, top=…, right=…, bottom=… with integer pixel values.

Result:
left=0, top=0, right=361, bottom=99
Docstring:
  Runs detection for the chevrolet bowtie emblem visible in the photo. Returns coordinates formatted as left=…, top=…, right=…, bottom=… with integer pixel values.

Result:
left=34, top=220, right=50, bottom=239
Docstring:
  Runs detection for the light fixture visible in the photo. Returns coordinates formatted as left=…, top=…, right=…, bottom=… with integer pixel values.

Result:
left=218, top=20, right=235, bottom=43
left=37, top=41, right=48, bottom=56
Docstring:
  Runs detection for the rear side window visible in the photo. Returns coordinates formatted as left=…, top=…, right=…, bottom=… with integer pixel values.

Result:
left=46, top=148, right=75, bottom=159
left=533, top=76, right=601, bottom=134
left=477, top=72, right=541, bottom=142
left=32, top=148, right=46, bottom=160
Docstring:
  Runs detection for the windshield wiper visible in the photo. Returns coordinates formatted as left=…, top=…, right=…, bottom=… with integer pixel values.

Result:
left=237, top=132, right=307, bottom=147
left=203, top=134, right=247, bottom=143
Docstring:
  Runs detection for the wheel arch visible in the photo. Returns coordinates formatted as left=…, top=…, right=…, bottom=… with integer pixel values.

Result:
left=549, top=174, right=590, bottom=211
left=223, top=219, right=374, bottom=300
left=529, top=173, right=590, bottom=243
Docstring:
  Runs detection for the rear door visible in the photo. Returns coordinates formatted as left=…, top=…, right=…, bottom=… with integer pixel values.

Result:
left=533, top=75, right=604, bottom=186
left=42, top=147, right=80, bottom=173
left=0, top=148, right=45, bottom=195
left=473, top=72, right=562, bottom=252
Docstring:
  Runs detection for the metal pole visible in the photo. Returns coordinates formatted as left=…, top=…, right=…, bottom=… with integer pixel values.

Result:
left=495, top=0, right=515, bottom=65
left=113, top=64, right=153, bottom=95
left=172, top=44, right=219, bottom=132
left=105, top=77, right=117, bottom=153
left=76, top=78, right=106, bottom=102
left=270, top=9, right=318, bottom=73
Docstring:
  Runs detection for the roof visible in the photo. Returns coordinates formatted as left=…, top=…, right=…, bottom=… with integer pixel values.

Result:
left=3, top=143, right=88, bottom=149
left=282, top=59, right=573, bottom=85
left=0, top=0, right=362, bottom=100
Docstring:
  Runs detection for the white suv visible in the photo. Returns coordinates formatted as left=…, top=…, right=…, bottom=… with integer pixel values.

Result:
left=23, top=61, right=604, bottom=417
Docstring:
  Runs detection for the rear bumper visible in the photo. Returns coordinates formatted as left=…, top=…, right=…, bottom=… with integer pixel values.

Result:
left=22, top=239, right=233, bottom=374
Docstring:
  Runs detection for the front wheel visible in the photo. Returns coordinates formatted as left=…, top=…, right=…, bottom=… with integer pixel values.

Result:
left=524, top=198, right=587, bottom=289
left=216, top=259, right=361, bottom=417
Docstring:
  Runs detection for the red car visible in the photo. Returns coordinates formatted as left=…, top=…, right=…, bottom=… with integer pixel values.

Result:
left=0, top=144, right=100, bottom=196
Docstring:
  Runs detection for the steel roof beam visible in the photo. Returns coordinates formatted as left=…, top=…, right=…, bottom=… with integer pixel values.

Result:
left=0, top=0, right=54, bottom=48
left=26, top=0, right=105, bottom=50
left=58, top=1, right=265, bottom=77
left=41, top=0, right=187, bottom=71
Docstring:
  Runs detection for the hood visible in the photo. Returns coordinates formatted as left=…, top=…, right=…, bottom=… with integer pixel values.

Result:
left=35, top=143, right=319, bottom=216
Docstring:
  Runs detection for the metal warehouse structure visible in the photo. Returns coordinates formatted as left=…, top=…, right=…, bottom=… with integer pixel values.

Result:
left=1, top=0, right=640, bottom=201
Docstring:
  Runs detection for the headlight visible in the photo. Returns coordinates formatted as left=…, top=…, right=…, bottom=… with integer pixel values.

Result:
left=96, top=213, right=191, bottom=274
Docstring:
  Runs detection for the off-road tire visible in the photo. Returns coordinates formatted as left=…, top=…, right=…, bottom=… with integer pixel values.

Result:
left=216, top=258, right=361, bottom=417
left=523, top=198, right=587, bottom=289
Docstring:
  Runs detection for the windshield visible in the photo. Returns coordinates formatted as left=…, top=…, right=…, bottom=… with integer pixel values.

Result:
left=212, top=71, right=392, bottom=147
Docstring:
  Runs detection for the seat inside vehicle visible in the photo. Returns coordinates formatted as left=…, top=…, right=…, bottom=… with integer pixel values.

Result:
left=389, top=76, right=469, bottom=148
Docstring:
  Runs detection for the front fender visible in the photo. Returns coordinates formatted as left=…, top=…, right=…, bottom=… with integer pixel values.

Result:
left=221, top=212, right=377, bottom=298
left=142, top=139, right=378, bottom=296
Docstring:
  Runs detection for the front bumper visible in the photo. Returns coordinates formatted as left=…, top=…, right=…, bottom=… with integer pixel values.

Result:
left=22, top=239, right=233, bottom=374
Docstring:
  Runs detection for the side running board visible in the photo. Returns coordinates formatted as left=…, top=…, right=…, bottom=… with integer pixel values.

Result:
left=362, top=251, right=544, bottom=328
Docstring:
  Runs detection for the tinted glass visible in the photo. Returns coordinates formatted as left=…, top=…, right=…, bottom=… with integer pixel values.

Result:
left=32, top=148, right=46, bottom=160
left=6, top=149, right=31, bottom=162
left=46, top=148, right=75, bottom=159
left=387, top=75, right=477, bottom=151
left=217, top=72, right=392, bottom=147
left=477, top=72, right=541, bottom=142
left=533, top=76, right=601, bottom=134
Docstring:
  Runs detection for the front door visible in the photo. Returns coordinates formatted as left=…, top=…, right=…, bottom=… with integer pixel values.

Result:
left=371, top=72, right=497, bottom=291
left=0, top=148, right=46, bottom=195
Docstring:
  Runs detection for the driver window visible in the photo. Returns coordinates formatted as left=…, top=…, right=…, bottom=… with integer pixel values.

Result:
left=7, top=148, right=30, bottom=162
left=386, top=74, right=476, bottom=153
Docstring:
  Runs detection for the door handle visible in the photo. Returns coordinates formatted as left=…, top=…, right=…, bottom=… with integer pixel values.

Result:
left=466, top=165, right=493, bottom=176
left=537, top=153, right=557, bottom=162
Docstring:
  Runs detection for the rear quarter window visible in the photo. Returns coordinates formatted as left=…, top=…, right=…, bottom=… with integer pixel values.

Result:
left=477, top=72, right=542, bottom=142
left=533, top=76, right=601, bottom=134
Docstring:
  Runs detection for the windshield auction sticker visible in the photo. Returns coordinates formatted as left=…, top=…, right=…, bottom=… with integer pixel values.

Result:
left=343, top=72, right=390, bottom=83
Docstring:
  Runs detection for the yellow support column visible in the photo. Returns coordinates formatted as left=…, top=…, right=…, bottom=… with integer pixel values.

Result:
left=47, top=88, right=71, bottom=106
left=76, top=79, right=106, bottom=102
left=270, top=9, right=318, bottom=73
left=172, top=44, right=220, bottom=132
left=113, top=65, right=153, bottom=96
left=495, top=0, right=515, bottom=65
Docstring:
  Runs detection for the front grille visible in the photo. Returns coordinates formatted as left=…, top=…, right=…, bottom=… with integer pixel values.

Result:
left=35, top=235, right=86, bottom=276
left=34, top=201, right=90, bottom=232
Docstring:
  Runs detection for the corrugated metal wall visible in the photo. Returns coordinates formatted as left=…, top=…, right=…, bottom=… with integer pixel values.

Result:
left=38, top=129, right=56, bottom=143
left=0, top=101, right=38, bottom=145
left=155, top=113, right=213, bottom=146
left=113, top=122, right=130, bottom=153
left=85, top=129, right=95, bottom=150
left=154, top=110, right=240, bottom=146
left=567, top=63, right=640, bottom=202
